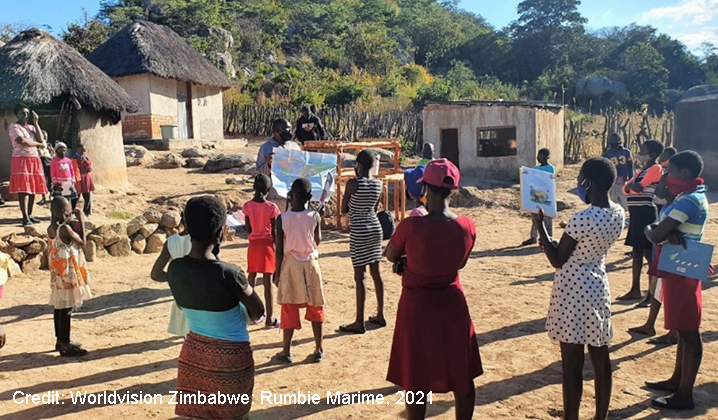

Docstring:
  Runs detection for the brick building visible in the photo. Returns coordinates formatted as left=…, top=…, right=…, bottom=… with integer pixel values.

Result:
left=88, top=21, right=232, bottom=142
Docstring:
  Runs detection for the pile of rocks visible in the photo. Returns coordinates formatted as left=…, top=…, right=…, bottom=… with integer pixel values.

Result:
left=85, top=208, right=182, bottom=261
left=0, top=227, right=50, bottom=273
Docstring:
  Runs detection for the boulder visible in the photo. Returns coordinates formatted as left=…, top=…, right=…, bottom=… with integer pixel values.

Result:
left=143, top=209, right=163, bottom=224
left=125, top=145, right=155, bottom=167
left=23, top=239, right=47, bottom=255
left=84, top=240, right=97, bottom=263
left=203, top=154, right=256, bottom=174
left=366, top=148, right=394, bottom=162
left=556, top=200, right=572, bottom=212
left=107, top=237, right=132, bottom=257
left=93, top=223, right=125, bottom=247
left=225, top=177, right=248, bottom=185
left=22, top=253, right=43, bottom=273
left=7, top=258, right=22, bottom=278
left=181, top=147, right=210, bottom=158
left=576, top=77, right=627, bottom=99
left=87, top=234, right=104, bottom=247
left=144, top=232, right=167, bottom=254
left=153, top=153, right=185, bottom=169
left=6, top=234, right=33, bottom=248
left=5, top=246, right=26, bottom=263
left=138, top=223, right=159, bottom=239
left=130, top=234, right=146, bottom=254
left=185, top=157, right=208, bottom=168
left=40, top=251, right=49, bottom=270
left=126, top=215, right=148, bottom=237
left=165, top=227, right=180, bottom=237
left=23, top=225, right=45, bottom=238
left=160, top=211, right=181, bottom=229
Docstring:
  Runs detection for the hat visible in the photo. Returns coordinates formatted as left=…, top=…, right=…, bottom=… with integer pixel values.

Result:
left=418, top=158, right=460, bottom=189
left=404, top=166, right=425, bottom=199
left=55, top=142, right=68, bottom=150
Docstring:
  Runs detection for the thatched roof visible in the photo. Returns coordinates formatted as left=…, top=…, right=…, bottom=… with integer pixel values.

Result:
left=88, top=21, right=232, bottom=88
left=0, top=30, right=138, bottom=113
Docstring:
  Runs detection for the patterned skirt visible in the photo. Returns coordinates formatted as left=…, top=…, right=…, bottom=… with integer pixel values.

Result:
left=9, top=156, right=48, bottom=194
left=176, top=332, right=254, bottom=420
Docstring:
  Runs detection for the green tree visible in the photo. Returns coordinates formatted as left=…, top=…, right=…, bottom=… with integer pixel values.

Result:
left=62, top=10, right=110, bottom=56
left=620, top=43, right=669, bottom=108
left=344, top=23, right=399, bottom=76
left=413, top=77, right=458, bottom=108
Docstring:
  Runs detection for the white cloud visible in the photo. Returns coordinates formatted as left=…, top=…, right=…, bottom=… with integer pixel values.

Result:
left=602, top=9, right=614, bottom=21
left=641, top=0, right=718, bottom=25
left=674, top=26, right=718, bottom=50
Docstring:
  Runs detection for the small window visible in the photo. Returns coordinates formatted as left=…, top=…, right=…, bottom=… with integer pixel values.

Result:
left=476, top=126, right=517, bottom=157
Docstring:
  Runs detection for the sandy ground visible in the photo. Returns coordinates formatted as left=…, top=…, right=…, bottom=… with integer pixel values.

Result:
left=0, top=142, right=717, bottom=419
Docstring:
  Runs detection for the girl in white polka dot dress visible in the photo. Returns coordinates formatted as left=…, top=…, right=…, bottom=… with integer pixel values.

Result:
left=532, top=157, right=625, bottom=420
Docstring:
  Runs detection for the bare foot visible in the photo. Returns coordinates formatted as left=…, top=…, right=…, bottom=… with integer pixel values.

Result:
left=617, top=292, right=643, bottom=301
left=645, top=379, right=680, bottom=392
left=628, top=325, right=656, bottom=337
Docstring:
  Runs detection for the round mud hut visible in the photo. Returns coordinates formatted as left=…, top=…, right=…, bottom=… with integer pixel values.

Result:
left=675, top=85, right=718, bottom=187
left=0, top=29, right=138, bottom=188
left=87, top=20, right=232, bottom=142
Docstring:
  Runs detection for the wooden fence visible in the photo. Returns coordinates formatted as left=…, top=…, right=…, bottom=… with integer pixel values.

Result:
left=224, top=103, right=424, bottom=152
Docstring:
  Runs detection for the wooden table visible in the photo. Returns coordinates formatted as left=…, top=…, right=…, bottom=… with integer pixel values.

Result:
left=303, top=140, right=406, bottom=229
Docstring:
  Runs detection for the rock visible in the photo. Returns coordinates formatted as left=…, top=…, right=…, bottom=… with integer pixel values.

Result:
left=160, top=211, right=181, bottom=229
left=559, top=220, right=568, bottom=229
left=84, top=240, right=97, bottom=262
left=366, top=148, right=394, bottom=162
left=165, top=227, right=180, bottom=237
left=181, top=147, right=210, bottom=158
left=126, top=215, right=148, bottom=237
left=40, top=251, right=49, bottom=270
left=138, top=223, right=159, bottom=239
left=225, top=177, right=247, bottom=185
left=216, top=51, right=237, bottom=79
left=185, top=157, right=208, bottom=168
left=22, top=253, right=43, bottom=273
left=203, top=154, right=256, bottom=174
left=125, top=145, right=155, bottom=167
left=341, top=153, right=356, bottom=168
left=84, top=221, right=97, bottom=231
left=107, top=237, right=132, bottom=257
left=23, top=239, right=48, bottom=255
left=130, top=234, right=146, bottom=254
left=144, top=232, right=167, bottom=254
left=7, top=258, right=22, bottom=277
left=87, top=234, right=104, bottom=247
left=576, top=77, right=627, bottom=99
left=23, top=225, right=45, bottom=238
left=93, top=223, right=125, bottom=246
left=556, top=200, right=571, bottom=212
left=6, top=233, right=33, bottom=248
left=143, top=209, right=163, bottom=224
left=153, top=153, right=185, bottom=169
left=6, top=246, right=27, bottom=263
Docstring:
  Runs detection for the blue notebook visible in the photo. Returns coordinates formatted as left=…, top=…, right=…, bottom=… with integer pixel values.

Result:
left=658, top=242, right=715, bottom=282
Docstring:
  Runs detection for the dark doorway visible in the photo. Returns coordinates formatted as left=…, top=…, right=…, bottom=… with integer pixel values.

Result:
left=441, top=128, right=460, bottom=169
left=476, top=126, right=517, bottom=157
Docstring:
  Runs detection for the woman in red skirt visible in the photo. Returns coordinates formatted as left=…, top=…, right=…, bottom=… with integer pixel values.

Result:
left=385, top=159, right=481, bottom=420
left=8, top=103, right=48, bottom=226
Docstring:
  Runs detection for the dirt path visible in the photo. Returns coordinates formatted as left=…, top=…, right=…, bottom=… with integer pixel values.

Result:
left=0, top=154, right=716, bottom=419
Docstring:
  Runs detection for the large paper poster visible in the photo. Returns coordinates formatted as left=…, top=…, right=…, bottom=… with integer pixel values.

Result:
left=271, top=148, right=337, bottom=202
left=658, top=242, right=715, bottom=282
left=520, top=166, right=557, bottom=217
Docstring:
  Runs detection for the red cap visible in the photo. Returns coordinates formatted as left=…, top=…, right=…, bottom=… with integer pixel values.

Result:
left=417, top=158, right=460, bottom=189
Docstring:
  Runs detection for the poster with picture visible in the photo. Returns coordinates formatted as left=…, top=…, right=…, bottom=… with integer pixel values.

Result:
left=520, top=166, right=557, bottom=217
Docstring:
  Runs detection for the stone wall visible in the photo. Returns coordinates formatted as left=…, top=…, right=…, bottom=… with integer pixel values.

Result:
left=123, top=114, right=175, bottom=140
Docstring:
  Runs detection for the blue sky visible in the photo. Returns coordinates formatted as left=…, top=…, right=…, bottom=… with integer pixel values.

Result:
left=2, top=0, right=717, bottom=53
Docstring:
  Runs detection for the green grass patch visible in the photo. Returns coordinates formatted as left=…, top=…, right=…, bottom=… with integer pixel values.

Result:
left=107, top=211, right=134, bottom=220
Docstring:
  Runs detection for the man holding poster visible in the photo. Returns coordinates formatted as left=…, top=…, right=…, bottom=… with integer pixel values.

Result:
left=256, top=119, right=302, bottom=212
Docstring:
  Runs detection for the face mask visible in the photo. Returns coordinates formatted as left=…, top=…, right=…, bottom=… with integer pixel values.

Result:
left=280, top=131, right=292, bottom=142
left=635, top=154, right=650, bottom=164
left=577, top=180, right=591, bottom=204
left=665, top=177, right=702, bottom=196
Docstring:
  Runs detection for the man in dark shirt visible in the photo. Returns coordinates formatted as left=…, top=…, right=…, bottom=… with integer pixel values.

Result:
left=602, top=133, right=633, bottom=211
left=295, top=106, right=326, bottom=145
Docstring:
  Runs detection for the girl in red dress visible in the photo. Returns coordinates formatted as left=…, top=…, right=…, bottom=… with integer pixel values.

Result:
left=73, top=144, right=95, bottom=217
left=385, top=159, right=481, bottom=420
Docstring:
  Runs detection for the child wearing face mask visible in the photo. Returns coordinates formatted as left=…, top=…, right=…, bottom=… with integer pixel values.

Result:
left=619, top=140, right=664, bottom=303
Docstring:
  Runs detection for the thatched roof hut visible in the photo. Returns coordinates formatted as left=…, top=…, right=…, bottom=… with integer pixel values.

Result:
left=88, top=21, right=231, bottom=141
left=675, top=85, right=718, bottom=187
left=0, top=29, right=138, bottom=187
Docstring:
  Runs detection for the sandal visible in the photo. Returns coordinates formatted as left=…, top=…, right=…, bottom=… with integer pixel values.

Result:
left=21, top=220, right=33, bottom=226
left=56, top=342, right=83, bottom=352
left=273, top=352, right=293, bottom=364
left=60, top=345, right=88, bottom=357
left=29, top=217, right=41, bottom=224
left=312, top=351, right=324, bottom=363
left=265, top=318, right=280, bottom=329
left=367, top=316, right=387, bottom=327
left=617, top=293, right=642, bottom=301
left=648, top=335, right=678, bottom=346
left=645, top=381, right=680, bottom=392
left=339, top=324, right=366, bottom=334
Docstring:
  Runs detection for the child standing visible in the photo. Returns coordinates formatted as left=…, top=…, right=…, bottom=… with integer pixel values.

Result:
left=243, top=174, right=281, bottom=328
left=523, top=148, right=555, bottom=246
left=48, top=196, right=92, bottom=357
left=533, top=157, right=625, bottom=420
left=404, top=165, right=428, bottom=217
left=274, top=178, right=325, bottom=363
left=73, top=144, right=95, bottom=217
left=619, top=140, right=664, bottom=302
left=50, top=142, right=79, bottom=209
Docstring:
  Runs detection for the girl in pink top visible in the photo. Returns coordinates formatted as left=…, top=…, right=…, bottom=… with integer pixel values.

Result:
left=243, top=174, right=281, bottom=328
left=274, top=178, right=325, bottom=364
left=50, top=142, right=79, bottom=207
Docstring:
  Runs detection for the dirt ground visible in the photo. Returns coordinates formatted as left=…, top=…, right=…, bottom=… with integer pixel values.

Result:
left=0, top=140, right=717, bottom=419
